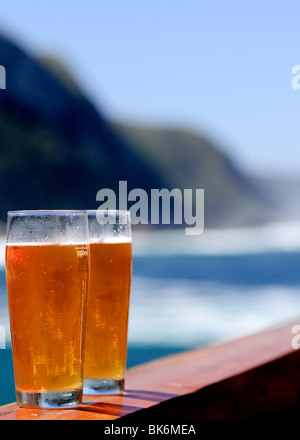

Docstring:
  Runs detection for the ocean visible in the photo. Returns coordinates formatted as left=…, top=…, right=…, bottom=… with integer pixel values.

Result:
left=1, top=223, right=300, bottom=405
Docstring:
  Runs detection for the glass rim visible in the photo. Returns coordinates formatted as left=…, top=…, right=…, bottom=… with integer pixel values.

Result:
left=7, top=210, right=87, bottom=216
left=86, top=209, right=130, bottom=215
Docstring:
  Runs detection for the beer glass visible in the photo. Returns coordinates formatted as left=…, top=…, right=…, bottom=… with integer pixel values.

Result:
left=83, top=210, right=132, bottom=395
left=5, top=211, right=89, bottom=408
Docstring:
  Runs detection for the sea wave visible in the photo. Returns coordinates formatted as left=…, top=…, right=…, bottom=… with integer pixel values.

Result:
left=127, top=276, right=300, bottom=348
left=132, top=222, right=300, bottom=256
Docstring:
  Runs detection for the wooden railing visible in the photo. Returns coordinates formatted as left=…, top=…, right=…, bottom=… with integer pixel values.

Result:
left=1, top=319, right=300, bottom=420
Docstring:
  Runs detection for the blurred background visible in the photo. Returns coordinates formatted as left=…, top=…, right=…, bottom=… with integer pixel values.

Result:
left=1, top=0, right=300, bottom=404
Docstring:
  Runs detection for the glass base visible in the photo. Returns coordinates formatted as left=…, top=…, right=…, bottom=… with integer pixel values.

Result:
left=16, top=389, right=83, bottom=409
left=83, top=378, right=124, bottom=395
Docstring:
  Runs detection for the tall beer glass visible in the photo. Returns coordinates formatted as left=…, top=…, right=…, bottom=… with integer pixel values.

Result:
left=5, top=211, right=89, bottom=408
left=84, top=210, right=132, bottom=395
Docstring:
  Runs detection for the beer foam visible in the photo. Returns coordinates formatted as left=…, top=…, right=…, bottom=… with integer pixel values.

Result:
left=6, top=241, right=89, bottom=246
left=89, top=237, right=132, bottom=244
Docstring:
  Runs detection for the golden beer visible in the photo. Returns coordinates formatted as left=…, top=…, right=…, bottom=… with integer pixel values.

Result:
left=6, top=243, right=89, bottom=398
left=84, top=241, right=132, bottom=392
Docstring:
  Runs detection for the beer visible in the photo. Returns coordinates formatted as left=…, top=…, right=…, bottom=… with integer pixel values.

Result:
left=6, top=243, right=89, bottom=395
left=84, top=241, right=132, bottom=388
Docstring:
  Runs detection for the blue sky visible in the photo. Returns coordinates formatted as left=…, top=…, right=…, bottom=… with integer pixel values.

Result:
left=1, top=0, right=300, bottom=176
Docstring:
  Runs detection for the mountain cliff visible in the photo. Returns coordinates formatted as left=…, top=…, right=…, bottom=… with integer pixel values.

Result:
left=114, top=123, right=277, bottom=227
left=0, top=33, right=278, bottom=228
left=0, top=33, right=162, bottom=217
